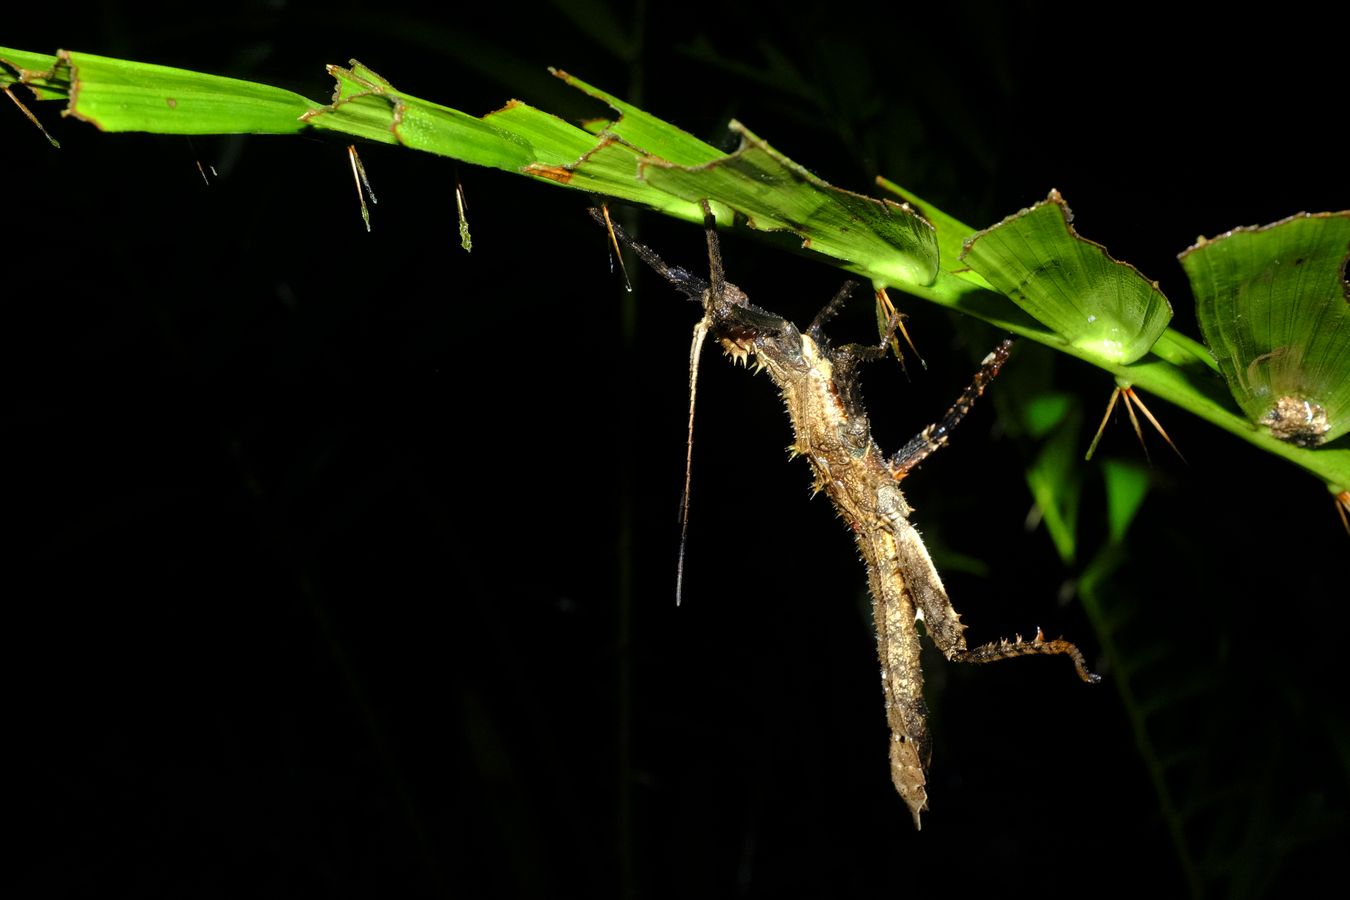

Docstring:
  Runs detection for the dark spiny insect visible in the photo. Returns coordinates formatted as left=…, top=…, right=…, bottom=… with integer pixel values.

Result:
left=593, top=204, right=1098, bottom=828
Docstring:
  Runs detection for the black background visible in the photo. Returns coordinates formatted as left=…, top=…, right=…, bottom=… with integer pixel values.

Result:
left=6, top=3, right=1347, bottom=897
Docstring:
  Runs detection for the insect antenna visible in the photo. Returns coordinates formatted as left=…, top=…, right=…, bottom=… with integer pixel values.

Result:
left=677, top=317, right=710, bottom=606
left=588, top=205, right=719, bottom=606
left=672, top=202, right=739, bottom=603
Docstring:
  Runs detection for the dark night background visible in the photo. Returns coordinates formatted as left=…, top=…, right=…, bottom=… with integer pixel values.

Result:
left=6, top=3, right=1347, bottom=897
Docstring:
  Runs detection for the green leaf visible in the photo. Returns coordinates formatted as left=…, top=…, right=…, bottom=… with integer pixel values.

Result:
left=1023, top=391, right=1074, bottom=439
left=552, top=69, right=725, bottom=167
left=1, top=48, right=68, bottom=100
left=875, top=175, right=993, bottom=290
left=1179, top=212, right=1350, bottom=447
left=304, top=64, right=938, bottom=284
left=5, top=44, right=1349, bottom=494
left=1100, top=458, right=1150, bottom=544
left=45, top=50, right=315, bottom=134
left=1025, top=405, right=1083, bottom=565
left=640, top=121, right=939, bottom=289
left=304, top=61, right=542, bottom=167
left=960, top=189, right=1173, bottom=365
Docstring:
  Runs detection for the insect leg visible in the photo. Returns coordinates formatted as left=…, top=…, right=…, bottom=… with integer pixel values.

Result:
left=806, top=280, right=861, bottom=343
left=824, top=306, right=904, bottom=418
left=890, top=339, right=1013, bottom=478
left=948, top=628, right=1101, bottom=684
left=587, top=207, right=709, bottom=302
left=698, top=200, right=727, bottom=306
left=890, top=514, right=1100, bottom=684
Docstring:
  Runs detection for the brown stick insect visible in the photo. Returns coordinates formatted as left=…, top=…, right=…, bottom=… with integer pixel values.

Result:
left=594, top=204, right=1099, bottom=829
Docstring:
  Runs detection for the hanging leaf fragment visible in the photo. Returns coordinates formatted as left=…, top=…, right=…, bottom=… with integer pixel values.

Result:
left=597, top=203, right=632, bottom=291
left=3, top=82, right=59, bottom=146
left=960, top=190, right=1173, bottom=364
left=455, top=180, right=472, bottom=252
left=347, top=144, right=376, bottom=231
left=1179, top=212, right=1350, bottom=447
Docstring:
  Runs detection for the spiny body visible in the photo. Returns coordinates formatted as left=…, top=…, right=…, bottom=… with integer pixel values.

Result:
left=595, top=207, right=1097, bottom=829
left=708, top=283, right=962, bottom=824
left=703, top=263, right=1096, bottom=829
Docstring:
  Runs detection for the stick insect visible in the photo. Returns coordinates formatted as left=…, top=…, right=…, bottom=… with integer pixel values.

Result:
left=593, top=204, right=1098, bottom=829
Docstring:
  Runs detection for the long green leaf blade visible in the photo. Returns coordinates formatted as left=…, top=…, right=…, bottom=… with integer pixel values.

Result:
left=47, top=50, right=315, bottom=133
left=641, top=121, right=939, bottom=288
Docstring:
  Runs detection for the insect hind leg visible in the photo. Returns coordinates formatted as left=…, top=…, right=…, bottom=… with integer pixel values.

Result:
left=948, top=628, right=1101, bottom=683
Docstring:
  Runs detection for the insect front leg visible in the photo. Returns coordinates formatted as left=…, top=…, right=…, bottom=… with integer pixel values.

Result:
left=890, top=339, right=1013, bottom=478
left=827, top=302, right=903, bottom=419
left=806, top=280, right=860, bottom=343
